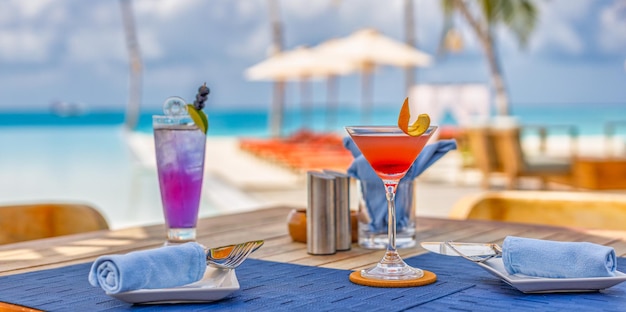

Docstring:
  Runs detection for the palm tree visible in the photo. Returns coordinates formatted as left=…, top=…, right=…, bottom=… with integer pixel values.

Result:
left=267, top=0, right=285, bottom=137
left=404, top=0, right=416, bottom=94
left=440, top=0, right=538, bottom=116
left=119, top=0, right=143, bottom=130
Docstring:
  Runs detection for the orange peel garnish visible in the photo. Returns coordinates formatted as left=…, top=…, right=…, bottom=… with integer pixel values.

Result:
left=398, top=97, right=430, bottom=136
left=398, top=98, right=411, bottom=132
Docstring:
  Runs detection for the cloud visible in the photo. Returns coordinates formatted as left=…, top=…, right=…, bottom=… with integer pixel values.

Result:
left=66, top=29, right=126, bottom=63
left=9, top=0, right=55, bottom=19
left=334, top=0, right=403, bottom=36
left=528, top=21, right=584, bottom=56
left=527, top=0, right=626, bottom=58
left=598, top=1, right=626, bottom=54
left=235, top=0, right=261, bottom=19
left=0, top=1, right=125, bottom=64
left=0, top=29, right=53, bottom=62
left=506, top=0, right=588, bottom=56
left=282, top=0, right=329, bottom=19
left=145, top=64, right=199, bottom=92
left=133, top=0, right=200, bottom=19
left=0, top=0, right=625, bottom=111
left=135, top=30, right=166, bottom=60
left=227, top=24, right=270, bottom=60
left=0, top=0, right=64, bottom=63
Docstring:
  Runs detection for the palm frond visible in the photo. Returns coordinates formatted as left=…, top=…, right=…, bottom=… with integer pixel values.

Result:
left=476, top=0, right=538, bottom=47
left=438, top=0, right=458, bottom=56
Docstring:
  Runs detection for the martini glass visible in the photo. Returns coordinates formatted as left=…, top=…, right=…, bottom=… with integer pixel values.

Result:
left=346, top=125, right=437, bottom=280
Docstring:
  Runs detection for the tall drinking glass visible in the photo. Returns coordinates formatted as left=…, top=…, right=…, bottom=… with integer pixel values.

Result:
left=153, top=97, right=206, bottom=245
left=345, top=125, right=437, bottom=280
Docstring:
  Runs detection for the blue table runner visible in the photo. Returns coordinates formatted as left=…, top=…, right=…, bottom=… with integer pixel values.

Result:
left=1, top=254, right=624, bottom=311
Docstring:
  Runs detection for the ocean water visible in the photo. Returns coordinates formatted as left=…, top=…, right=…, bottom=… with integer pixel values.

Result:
left=2, top=103, right=625, bottom=136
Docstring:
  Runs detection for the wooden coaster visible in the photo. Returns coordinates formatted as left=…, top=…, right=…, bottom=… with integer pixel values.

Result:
left=349, top=270, right=437, bottom=288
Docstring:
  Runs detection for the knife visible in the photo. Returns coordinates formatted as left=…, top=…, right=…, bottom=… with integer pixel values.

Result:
left=420, top=241, right=502, bottom=263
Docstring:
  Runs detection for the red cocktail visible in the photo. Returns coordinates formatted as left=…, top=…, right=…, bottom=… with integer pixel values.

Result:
left=349, top=131, right=431, bottom=181
left=346, top=125, right=437, bottom=280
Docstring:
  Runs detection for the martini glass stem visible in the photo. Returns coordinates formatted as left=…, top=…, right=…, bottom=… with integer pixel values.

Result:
left=359, top=179, right=423, bottom=280
left=385, top=182, right=398, bottom=254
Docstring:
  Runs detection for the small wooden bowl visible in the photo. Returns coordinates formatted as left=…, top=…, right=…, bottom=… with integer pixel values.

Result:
left=287, top=209, right=308, bottom=243
left=287, top=208, right=358, bottom=243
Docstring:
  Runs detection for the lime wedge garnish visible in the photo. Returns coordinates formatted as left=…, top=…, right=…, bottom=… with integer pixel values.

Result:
left=186, top=104, right=208, bottom=134
left=398, top=97, right=430, bottom=136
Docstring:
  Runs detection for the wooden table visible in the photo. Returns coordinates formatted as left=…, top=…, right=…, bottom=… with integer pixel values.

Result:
left=2, top=206, right=626, bottom=277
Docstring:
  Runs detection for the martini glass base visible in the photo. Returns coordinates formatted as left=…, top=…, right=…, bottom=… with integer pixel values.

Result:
left=361, top=251, right=424, bottom=280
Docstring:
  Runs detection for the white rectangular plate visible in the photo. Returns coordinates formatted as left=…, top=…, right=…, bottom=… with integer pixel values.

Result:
left=477, top=258, right=626, bottom=293
left=108, top=267, right=239, bottom=304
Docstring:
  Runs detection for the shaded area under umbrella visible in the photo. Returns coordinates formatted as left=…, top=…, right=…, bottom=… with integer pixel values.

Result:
left=315, top=28, right=432, bottom=123
left=246, top=46, right=354, bottom=132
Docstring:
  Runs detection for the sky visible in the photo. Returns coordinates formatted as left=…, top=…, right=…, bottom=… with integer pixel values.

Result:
left=0, top=0, right=625, bottom=114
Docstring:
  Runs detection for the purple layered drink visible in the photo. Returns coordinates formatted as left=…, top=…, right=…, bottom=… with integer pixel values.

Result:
left=153, top=96, right=207, bottom=245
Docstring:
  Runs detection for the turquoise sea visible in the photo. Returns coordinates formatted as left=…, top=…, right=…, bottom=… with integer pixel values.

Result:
left=1, top=103, right=625, bottom=136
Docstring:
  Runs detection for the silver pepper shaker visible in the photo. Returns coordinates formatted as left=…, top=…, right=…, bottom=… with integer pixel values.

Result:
left=306, top=171, right=336, bottom=255
left=324, top=170, right=351, bottom=251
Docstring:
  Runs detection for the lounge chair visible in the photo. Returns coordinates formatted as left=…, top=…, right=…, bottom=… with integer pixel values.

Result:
left=449, top=190, right=626, bottom=231
left=463, top=116, right=578, bottom=189
left=462, top=125, right=504, bottom=189
left=0, top=203, right=109, bottom=244
left=239, top=129, right=352, bottom=173
left=490, top=123, right=575, bottom=189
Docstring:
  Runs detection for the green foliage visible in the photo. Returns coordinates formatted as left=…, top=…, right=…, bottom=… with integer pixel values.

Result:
left=441, top=0, right=539, bottom=50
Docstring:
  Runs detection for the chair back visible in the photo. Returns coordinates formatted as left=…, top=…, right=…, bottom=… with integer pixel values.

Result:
left=0, top=203, right=109, bottom=244
left=464, top=126, right=503, bottom=188
left=491, top=126, right=525, bottom=178
left=450, top=191, right=626, bottom=231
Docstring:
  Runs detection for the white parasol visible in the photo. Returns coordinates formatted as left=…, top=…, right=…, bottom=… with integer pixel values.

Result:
left=246, top=46, right=354, bottom=129
left=314, top=28, right=432, bottom=122
left=246, top=46, right=353, bottom=81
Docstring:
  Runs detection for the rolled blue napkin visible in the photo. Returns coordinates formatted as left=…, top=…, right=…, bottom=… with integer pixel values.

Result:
left=502, top=236, right=617, bottom=278
left=88, top=242, right=207, bottom=294
left=344, top=137, right=457, bottom=232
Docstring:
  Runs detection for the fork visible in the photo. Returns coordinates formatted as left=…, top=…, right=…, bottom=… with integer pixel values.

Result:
left=444, top=241, right=502, bottom=263
left=205, top=240, right=264, bottom=269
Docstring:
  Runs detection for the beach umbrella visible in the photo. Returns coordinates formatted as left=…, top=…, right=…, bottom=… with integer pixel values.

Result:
left=246, top=46, right=353, bottom=80
left=246, top=46, right=354, bottom=130
left=314, top=28, right=432, bottom=122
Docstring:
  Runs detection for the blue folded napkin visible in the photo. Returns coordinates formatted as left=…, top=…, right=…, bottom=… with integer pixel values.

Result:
left=88, top=242, right=207, bottom=294
left=344, top=137, right=457, bottom=232
left=502, top=236, right=617, bottom=278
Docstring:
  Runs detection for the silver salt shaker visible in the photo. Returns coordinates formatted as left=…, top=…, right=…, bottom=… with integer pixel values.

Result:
left=324, top=170, right=351, bottom=251
left=306, top=171, right=336, bottom=255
